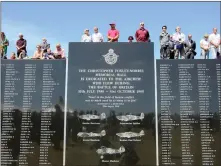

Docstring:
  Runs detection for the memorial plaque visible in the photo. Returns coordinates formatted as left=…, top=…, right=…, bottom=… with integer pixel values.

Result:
left=157, top=60, right=221, bottom=166
left=66, top=43, right=156, bottom=166
left=1, top=60, right=66, bottom=166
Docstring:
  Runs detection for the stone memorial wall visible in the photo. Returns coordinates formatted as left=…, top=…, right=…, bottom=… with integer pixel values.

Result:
left=1, top=43, right=220, bottom=166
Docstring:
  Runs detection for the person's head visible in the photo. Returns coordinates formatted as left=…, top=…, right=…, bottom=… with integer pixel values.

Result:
left=11, top=52, right=16, bottom=57
left=109, top=23, right=116, bottom=29
left=56, top=44, right=61, bottom=50
left=128, top=36, right=134, bottom=42
left=94, top=27, right=98, bottom=33
left=84, top=29, right=89, bottom=35
left=1, top=32, right=5, bottom=40
left=42, top=38, right=47, bottom=43
left=204, top=34, right=209, bottom=40
left=213, top=28, right=217, bottom=34
left=19, top=33, right=24, bottom=39
left=162, top=25, right=167, bottom=32
left=36, top=45, right=41, bottom=51
left=47, top=48, right=51, bottom=53
left=140, top=22, right=145, bottom=28
left=176, top=26, right=181, bottom=33
left=188, top=34, right=192, bottom=40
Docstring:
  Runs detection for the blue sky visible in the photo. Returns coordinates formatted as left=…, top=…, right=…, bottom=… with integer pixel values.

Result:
left=2, top=2, right=220, bottom=59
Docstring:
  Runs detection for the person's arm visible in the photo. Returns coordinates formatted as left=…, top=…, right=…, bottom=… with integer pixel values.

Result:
left=166, top=34, right=170, bottom=45
left=209, top=35, right=217, bottom=47
left=18, top=52, right=23, bottom=59
left=183, top=41, right=188, bottom=52
left=48, top=54, right=55, bottom=59
left=47, top=43, right=50, bottom=49
left=32, top=51, right=37, bottom=59
left=4, top=39, right=9, bottom=46
left=16, top=40, right=20, bottom=50
left=81, top=35, right=84, bottom=42
left=113, top=31, right=119, bottom=41
left=219, top=35, right=221, bottom=46
left=20, top=40, right=27, bottom=49
left=40, top=51, right=44, bottom=59
left=210, top=40, right=217, bottom=47
left=181, top=34, right=185, bottom=43
left=200, top=40, right=205, bottom=50
left=100, top=34, right=104, bottom=42
left=159, top=34, right=163, bottom=46
left=192, top=41, right=196, bottom=50
left=135, top=30, right=138, bottom=41
left=91, top=34, right=94, bottom=42
left=107, top=31, right=112, bottom=41
left=146, top=31, right=150, bottom=42
left=61, top=49, right=65, bottom=58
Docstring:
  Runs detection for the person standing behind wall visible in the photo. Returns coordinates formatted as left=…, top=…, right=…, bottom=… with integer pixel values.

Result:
left=168, top=35, right=175, bottom=59
left=159, top=25, right=170, bottom=59
left=81, top=29, right=92, bottom=42
left=184, top=34, right=196, bottom=59
left=0, top=32, right=9, bottom=58
left=172, top=26, right=186, bottom=59
left=209, top=28, right=220, bottom=59
left=107, top=23, right=119, bottom=42
left=135, top=22, right=150, bottom=42
left=16, top=33, right=27, bottom=58
left=200, top=34, right=210, bottom=59
left=41, top=38, right=50, bottom=53
left=92, top=27, right=104, bottom=42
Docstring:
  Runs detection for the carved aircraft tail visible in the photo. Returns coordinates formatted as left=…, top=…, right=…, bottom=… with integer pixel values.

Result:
left=140, top=113, right=145, bottom=120
left=100, top=130, right=106, bottom=136
left=119, top=146, right=125, bottom=153
left=100, top=113, right=106, bottom=120
left=140, top=130, right=145, bottom=136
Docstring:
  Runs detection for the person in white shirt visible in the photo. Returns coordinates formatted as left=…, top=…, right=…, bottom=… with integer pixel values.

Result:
left=200, top=34, right=210, bottom=59
left=92, top=27, right=103, bottom=42
left=209, top=28, right=220, bottom=59
left=172, top=26, right=186, bottom=59
left=81, top=29, right=92, bottom=42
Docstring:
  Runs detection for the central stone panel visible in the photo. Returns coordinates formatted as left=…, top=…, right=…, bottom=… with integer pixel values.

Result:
left=66, top=42, right=156, bottom=166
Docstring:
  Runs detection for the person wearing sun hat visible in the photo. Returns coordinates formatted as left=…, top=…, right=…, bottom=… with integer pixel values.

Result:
left=200, top=33, right=210, bottom=59
left=107, top=23, right=119, bottom=42
left=81, top=29, right=92, bottom=42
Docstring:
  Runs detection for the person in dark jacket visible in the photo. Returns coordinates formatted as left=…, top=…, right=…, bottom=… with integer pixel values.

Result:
left=168, top=35, right=175, bottom=59
left=184, top=34, right=197, bottom=59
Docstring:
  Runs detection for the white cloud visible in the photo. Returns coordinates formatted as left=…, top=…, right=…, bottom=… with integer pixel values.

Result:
left=2, top=19, right=68, bottom=57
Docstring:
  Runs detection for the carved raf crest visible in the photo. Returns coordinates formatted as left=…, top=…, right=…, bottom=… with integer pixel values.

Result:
left=102, top=49, right=119, bottom=65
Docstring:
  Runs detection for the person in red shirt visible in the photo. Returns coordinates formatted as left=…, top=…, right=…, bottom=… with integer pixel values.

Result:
left=135, top=22, right=150, bottom=42
left=107, top=23, right=119, bottom=42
